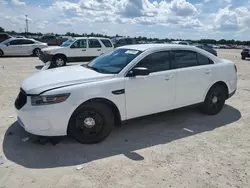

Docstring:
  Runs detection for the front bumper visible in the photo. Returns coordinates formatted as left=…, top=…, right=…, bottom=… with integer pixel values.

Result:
left=241, top=52, right=250, bottom=57
left=39, top=51, right=53, bottom=63
left=15, top=92, right=71, bottom=136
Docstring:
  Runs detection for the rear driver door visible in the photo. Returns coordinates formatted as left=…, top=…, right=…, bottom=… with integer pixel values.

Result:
left=172, top=50, right=213, bottom=108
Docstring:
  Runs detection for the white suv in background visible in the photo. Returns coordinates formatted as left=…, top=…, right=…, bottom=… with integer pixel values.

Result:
left=15, top=44, right=237, bottom=144
left=39, top=37, right=114, bottom=67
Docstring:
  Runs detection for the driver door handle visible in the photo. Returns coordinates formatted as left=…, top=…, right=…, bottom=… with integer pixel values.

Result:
left=97, top=49, right=101, bottom=51
left=165, top=75, right=173, bottom=81
left=82, top=49, right=86, bottom=51
left=205, top=69, right=211, bottom=74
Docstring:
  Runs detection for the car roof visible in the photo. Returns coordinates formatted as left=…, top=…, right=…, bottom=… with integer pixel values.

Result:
left=118, top=44, right=221, bottom=62
left=74, top=37, right=110, bottom=40
left=118, top=44, right=197, bottom=51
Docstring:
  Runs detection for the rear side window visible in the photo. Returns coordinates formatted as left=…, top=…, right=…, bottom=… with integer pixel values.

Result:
left=197, top=53, right=212, bottom=65
left=21, top=39, right=34, bottom=44
left=101, top=39, right=112, bottom=47
left=135, top=51, right=170, bottom=73
left=173, top=50, right=198, bottom=68
left=88, top=39, right=101, bottom=48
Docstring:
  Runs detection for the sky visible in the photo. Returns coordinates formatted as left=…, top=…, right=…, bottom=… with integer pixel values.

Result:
left=0, top=0, right=250, bottom=40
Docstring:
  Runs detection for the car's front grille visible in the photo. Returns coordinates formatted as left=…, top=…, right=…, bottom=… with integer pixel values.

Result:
left=15, top=88, right=27, bottom=110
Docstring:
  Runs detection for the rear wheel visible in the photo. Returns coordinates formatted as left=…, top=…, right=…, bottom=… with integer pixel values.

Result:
left=53, top=55, right=66, bottom=67
left=68, top=102, right=114, bottom=144
left=33, top=48, right=41, bottom=57
left=201, top=85, right=227, bottom=115
left=0, top=50, right=3, bottom=56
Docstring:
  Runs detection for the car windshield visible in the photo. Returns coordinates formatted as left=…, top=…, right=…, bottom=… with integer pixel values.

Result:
left=83, top=48, right=142, bottom=74
left=60, top=39, right=76, bottom=47
left=1, top=38, right=13, bottom=44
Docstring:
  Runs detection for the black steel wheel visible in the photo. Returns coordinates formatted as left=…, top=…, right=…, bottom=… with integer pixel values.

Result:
left=201, top=85, right=227, bottom=115
left=33, top=48, right=41, bottom=57
left=68, top=102, right=114, bottom=144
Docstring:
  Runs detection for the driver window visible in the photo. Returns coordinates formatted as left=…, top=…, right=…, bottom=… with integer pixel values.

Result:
left=135, top=51, right=170, bottom=73
left=71, top=39, right=87, bottom=48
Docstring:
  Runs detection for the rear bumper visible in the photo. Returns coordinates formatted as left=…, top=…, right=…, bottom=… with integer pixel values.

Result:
left=39, top=51, right=53, bottom=63
left=228, top=89, right=236, bottom=99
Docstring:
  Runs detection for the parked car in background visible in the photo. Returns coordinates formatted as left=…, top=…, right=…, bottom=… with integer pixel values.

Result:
left=196, top=44, right=217, bottom=56
left=111, top=37, right=137, bottom=47
left=171, top=41, right=190, bottom=45
left=0, top=38, right=48, bottom=57
left=16, top=44, right=237, bottom=144
left=39, top=37, right=114, bottom=67
left=241, top=47, right=250, bottom=60
left=38, top=35, right=61, bottom=46
left=0, top=33, right=12, bottom=43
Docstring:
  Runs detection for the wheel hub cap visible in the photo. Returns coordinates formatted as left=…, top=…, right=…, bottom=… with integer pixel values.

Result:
left=212, top=96, right=218, bottom=104
left=56, top=59, right=64, bottom=66
left=84, top=117, right=95, bottom=128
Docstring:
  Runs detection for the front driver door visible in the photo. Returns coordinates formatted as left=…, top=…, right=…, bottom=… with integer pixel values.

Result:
left=69, top=39, right=87, bottom=62
left=4, top=39, right=22, bottom=55
left=125, top=51, right=177, bottom=119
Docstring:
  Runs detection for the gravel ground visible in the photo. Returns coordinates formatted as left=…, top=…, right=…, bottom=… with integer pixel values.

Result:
left=0, top=49, right=250, bottom=188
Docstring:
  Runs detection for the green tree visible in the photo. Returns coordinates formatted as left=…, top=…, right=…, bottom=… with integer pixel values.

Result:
left=0, top=26, right=5, bottom=32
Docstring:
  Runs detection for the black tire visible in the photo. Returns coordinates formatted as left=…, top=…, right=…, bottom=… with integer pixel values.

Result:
left=0, top=49, right=3, bottom=56
left=68, top=102, right=114, bottom=144
left=33, top=48, right=41, bottom=57
left=241, top=55, right=245, bottom=60
left=201, top=84, right=227, bottom=115
left=52, top=55, right=66, bottom=67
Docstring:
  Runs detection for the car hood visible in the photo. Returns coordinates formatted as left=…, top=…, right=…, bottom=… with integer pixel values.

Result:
left=41, top=46, right=65, bottom=52
left=21, top=65, right=115, bottom=95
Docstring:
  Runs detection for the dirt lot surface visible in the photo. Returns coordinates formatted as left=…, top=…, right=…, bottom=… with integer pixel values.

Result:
left=0, top=49, right=250, bottom=188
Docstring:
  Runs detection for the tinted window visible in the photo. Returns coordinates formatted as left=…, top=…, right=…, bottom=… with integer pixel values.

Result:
left=20, top=39, right=34, bottom=44
left=101, top=39, right=112, bottom=47
left=136, top=51, right=170, bottom=73
left=71, top=39, right=87, bottom=48
left=197, top=53, right=212, bottom=65
left=88, top=39, right=101, bottom=48
left=117, top=39, right=126, bottom=45
left=125, top=38, right=133, bottom=44
left=9, top=40, right=21, bottom=45
left=173, top=50, right=198, bottom=68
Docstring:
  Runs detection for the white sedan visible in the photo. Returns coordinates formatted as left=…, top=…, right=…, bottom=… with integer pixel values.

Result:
left=15, top=44, right=237, bottom=144
left=0, top=38, right=48, bottom=57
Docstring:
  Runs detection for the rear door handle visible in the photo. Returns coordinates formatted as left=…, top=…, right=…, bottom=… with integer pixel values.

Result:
left=82, top=49, right=86, bottom=51
left=165, top=75, right=173, bottom=80
left=97, top=49, right=101, bottom=51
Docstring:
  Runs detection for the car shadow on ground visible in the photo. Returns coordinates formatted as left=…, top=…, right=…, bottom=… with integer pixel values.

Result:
left=3, top=105, right=241, bottom=169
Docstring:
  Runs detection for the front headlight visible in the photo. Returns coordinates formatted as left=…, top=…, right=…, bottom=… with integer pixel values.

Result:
left=31, top=93, right=70, bottom=106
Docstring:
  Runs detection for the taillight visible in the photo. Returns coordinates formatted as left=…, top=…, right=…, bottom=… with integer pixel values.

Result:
left=234, top=64, right=237, bottom=73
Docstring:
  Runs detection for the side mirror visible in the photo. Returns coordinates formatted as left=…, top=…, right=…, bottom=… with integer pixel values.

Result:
left=127, top=67, right=150, bottom=77
left=6, top=43, right=10, bottom=46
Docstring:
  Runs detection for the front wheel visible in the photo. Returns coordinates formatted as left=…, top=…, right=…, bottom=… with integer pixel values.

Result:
left=201, top=85, right=227, bottom=115
left=0, top=50, right=3, bottom=56
left=241, top=55, right=245, bottom=60
left=68, top=102, right=114, bottom=144
left=53, top=56, right=66, bottom=67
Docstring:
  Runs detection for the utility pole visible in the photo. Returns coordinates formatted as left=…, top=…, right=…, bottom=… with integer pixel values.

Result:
left=25, top=15, right=28, bottom=34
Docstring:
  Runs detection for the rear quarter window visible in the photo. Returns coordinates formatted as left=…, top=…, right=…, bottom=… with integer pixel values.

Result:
left=101, top=39, right=113, bottom=48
